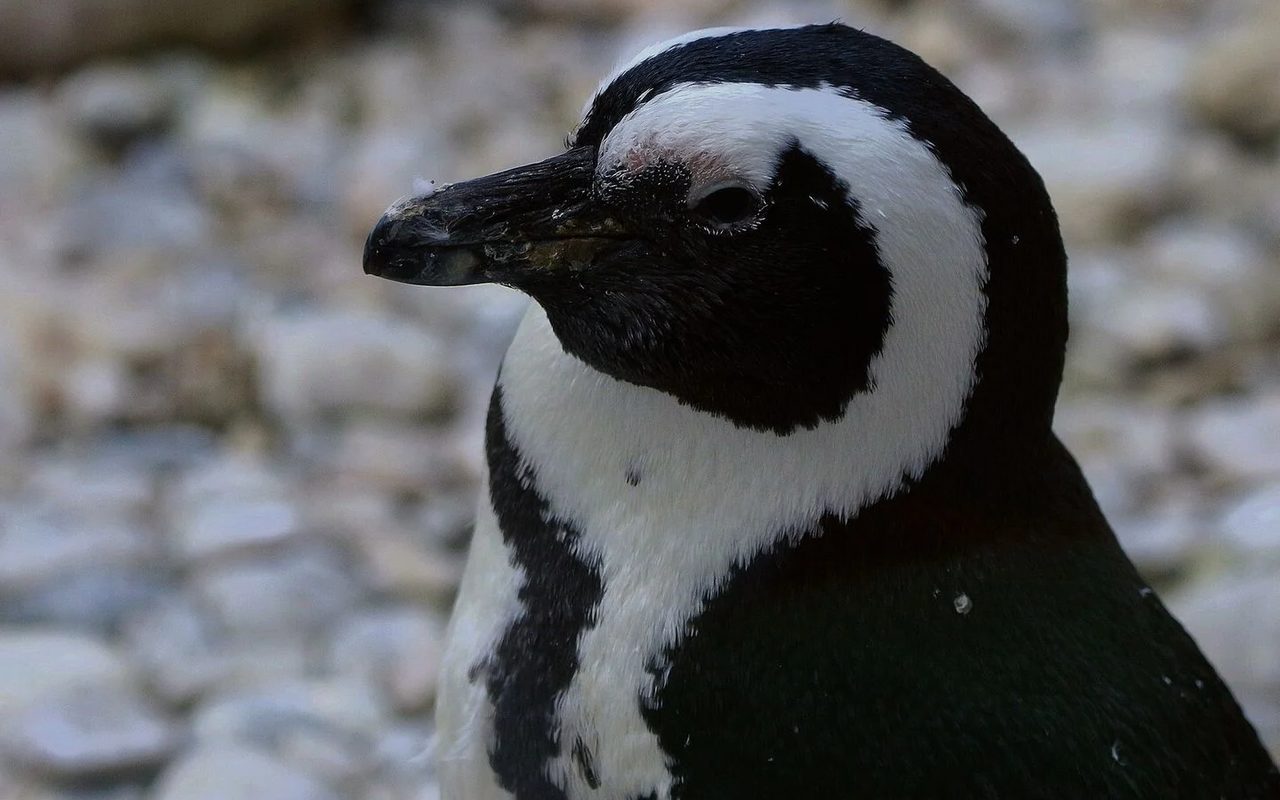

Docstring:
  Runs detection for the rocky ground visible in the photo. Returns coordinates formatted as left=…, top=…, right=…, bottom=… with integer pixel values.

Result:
left=0, top=0, right=1278, bottom=797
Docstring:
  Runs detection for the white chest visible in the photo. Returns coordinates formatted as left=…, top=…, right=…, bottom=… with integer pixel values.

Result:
left=437, top=295, right=981, bottom=800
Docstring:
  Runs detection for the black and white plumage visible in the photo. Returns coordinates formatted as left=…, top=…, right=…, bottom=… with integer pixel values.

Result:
left=363, top=24, right=1280, bottom=800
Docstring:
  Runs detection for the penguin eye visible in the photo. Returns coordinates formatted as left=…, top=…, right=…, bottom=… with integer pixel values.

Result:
left=689, top=184, right=761, bottom=229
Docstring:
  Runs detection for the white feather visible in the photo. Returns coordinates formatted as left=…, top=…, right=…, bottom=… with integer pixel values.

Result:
left=437, top=497, right=521, bottom=800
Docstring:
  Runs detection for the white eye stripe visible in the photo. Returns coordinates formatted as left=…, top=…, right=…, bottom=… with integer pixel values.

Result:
left=578, top=26, right=769, bottom=129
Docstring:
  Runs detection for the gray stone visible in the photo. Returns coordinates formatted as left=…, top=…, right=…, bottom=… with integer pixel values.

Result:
left=1184, top=393, right=1280, bottom=480
left=346, top=528, right=463, bottom=607
left=0, top=322, right=34, bottom=449
left=153, top=744, right=340, bottom=800
left=1094, top=28, right=1192, bottom=112
left=1082, top=281, right=1226, bottom=363
left=168, top=456, right=301, bottom=563
left=179, top=73, right=348, bottom=210
left=321, top=421, right=466, bottom=495
left=51, top=165, right=212, bottom=266
left=121, top=597, right=222, bottom=704
left=26, top=456, right=153, bottom=519
left=252, top=309, right=459, bottom=421
left=193, top=546, right=360, bottom=636
left=1010, top=118, right=1178, bottom=243
left=361, top=722, right=438, bottom=800
left=92, top=426, right=219, bottom=471
left=1054, top=399, right=1177, bottom=476
left=1183, top=7, right=1280, bottom=144
left=329, top=607, right=445, bottom=714
left=0, top=630, right=135, bottom=717
left=0, top=506, right=154, bottom=593
left=1166, top=571, right=1280, bottom=747
left=414, top=494, right=478, bottom=553
left=0, top=685, right=181, bottom=779
left=1111, top=507, right=1200, bottom=576
left=176, top=497, right=300, bottom=563
left=1062, top=250, right=1138, bottom=385
left=56, top=357, right=132, bottom=426
left=1141, top=222, right=1280, bottom=343
left=969, top=0, right=1088, bottom=47
left=57, top=62, right=173, bottom=149
left=3, top=566, right=170, bottom=633
left=0, top=89, right=81, bottom=209
left=0, top=0, right=350, bottom=76
left=413, top=784, right=443, bottom=800
left=191, top=678, right=388, bottom=744
left=125, top=595, right=312, bottom=704
left=1169, top=131, right=1280, bottom=234
left=1217, top=482, right=1280, bottom=557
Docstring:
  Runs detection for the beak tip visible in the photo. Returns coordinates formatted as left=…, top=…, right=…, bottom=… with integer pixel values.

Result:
left=362, top=216, right=395, bottom=277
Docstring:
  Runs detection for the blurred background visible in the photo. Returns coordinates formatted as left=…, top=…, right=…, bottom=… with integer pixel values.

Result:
left=0, top=0, right=1278, bottom=797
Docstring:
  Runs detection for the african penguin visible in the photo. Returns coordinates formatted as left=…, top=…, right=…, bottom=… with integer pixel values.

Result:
left=363, top=23, right=1280, bottom=800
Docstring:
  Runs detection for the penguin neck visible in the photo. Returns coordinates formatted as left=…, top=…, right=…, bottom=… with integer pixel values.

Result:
left=494, top=301, right=1040, bottom=542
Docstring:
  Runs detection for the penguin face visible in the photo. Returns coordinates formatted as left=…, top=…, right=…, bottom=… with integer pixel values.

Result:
left=365, top=24, right=1067, bottom=441
left=534, top=87, right=900, bottom=435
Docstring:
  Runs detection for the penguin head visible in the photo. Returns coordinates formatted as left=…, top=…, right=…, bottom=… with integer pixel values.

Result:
left=365, top=24, right=1067, bottom=454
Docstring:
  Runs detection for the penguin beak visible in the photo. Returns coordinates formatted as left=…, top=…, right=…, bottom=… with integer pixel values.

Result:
left=362, top=146, right=626, bottom=287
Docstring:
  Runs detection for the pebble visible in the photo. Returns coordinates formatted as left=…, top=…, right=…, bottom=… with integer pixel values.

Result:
left=26, top=456, right=153, bottom=519
left=56, top=62, right=174, bottom=151
left=320, top=421, right=470, bottom=495
left=0, top=685, right=181, bottom=779
left=252, top=309, right=459, bottom=421
left=4, top=566, right=171, bottom=634
left=190, top=689, right=378, bottom=787
left=193, top=545, right=361, bottom=636
left=1054, top=399, right=1176, bottom=476
left=0, top=0, right=349, bottom=76
left=0, top=89, right=81, bottom=210
left=153, top=744, right=341, bottom=800
left=1217, top=482, right=1280, bottom=557
left=168, top=455, right=301, bottom=563
left=1010, top=118, right=1178, bottom=243
left=122, top=597, right=225, bottom=704
left=1093, top=27, right=1191, bottom=113
left=1182, top=7, right=1280, bottom=145
left=1085, top=282, right=1226, bottom=364
left=329, top=607, right=446, bottom=714
left=0, top=506, right=155, bottom=595
left=0, top=630, right=136, bottom=717
left=1141, top=222, right=1280, bottom=344
left=346, top=528, right=462, bottom=607
left=191, top=678, right=389, bottom=744
left=88, top=426, right=220, bottom=472
left=174, top=497, right=300, bottom=564
left=0, top=323, right=34, bottom=449
left=1184, top=393, right=1280, bottom=481
left=52, top=161, right=212, bottom=266
left=968, top=0, right=1088, bottom=48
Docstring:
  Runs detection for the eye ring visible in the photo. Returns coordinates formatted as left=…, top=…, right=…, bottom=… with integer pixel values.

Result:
left=688, top=182, right=763, bottom=230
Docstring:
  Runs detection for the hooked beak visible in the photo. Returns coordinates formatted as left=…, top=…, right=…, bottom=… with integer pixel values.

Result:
left=362, top=146, right=627, bottom=287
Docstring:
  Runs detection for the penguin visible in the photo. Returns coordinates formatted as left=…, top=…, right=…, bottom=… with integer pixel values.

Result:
left=363, top=23, right=1280, bottom=800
